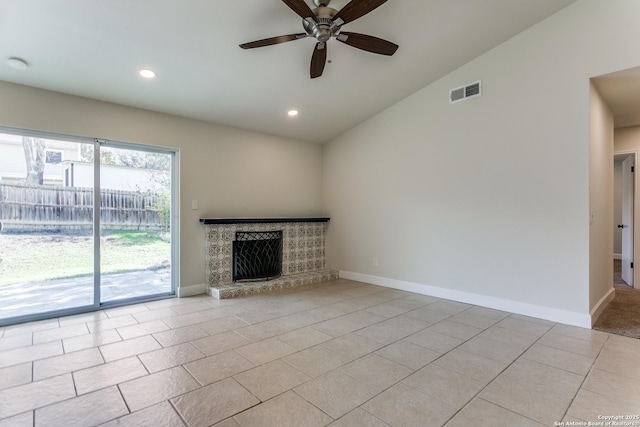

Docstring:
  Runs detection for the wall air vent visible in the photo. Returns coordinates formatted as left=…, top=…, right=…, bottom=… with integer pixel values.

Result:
left=450, top=80, right=482, bottom=104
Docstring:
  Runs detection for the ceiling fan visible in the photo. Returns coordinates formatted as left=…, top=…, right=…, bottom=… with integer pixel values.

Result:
left=240, top=0, right=398, bottom=79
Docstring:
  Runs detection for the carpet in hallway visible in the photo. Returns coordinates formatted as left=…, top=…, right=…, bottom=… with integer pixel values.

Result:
left=593, top=260, right=640, bottom=339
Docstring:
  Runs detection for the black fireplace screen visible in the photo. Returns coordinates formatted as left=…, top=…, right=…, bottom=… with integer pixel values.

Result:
left=233, top=231, right=283, bottom=282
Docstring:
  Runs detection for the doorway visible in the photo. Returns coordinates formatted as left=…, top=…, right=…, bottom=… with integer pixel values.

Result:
left=0, top=129, right=177, bottom=326
left=98, top=143, right=174, bottom=303
left=614, top=152, right=636, bottom=288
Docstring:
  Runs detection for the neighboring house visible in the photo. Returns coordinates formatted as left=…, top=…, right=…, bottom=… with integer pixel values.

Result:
left=64, top=161, right=164, bottom=192
left=0, top=133, right=163, bottom=191
left=0, top=133, right=79, bottom=186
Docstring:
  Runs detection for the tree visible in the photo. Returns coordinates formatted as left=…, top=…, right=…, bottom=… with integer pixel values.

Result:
left=22, top=137, right=46, bottom=185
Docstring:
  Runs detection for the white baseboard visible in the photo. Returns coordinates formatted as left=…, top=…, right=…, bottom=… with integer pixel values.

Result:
left=590, top=287, right=615, bottom=326
left=177, top=283, right=207, bottom=297
left=614, top=253, right=622, bottom=260
left=339, top=271, right=592, bottom=329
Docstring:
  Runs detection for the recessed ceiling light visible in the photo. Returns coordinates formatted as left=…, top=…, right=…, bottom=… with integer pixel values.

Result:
left=7, top=57, right=28, bottom=70
left=287, top=110, right=299, bottom=117
left=139, top=69, right=156, bottom=79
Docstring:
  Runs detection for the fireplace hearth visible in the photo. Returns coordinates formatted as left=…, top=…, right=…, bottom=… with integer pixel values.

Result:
left=233, top=231, right=283, bottom=282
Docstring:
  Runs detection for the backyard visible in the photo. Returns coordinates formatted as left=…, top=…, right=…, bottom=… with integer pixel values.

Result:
left=0, top=135, right=174, bottom=320
left=0, top=230, right=170, bottom=286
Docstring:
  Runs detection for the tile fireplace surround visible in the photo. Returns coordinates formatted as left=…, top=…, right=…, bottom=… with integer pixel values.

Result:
left=201, top=218, right=338, bottom=299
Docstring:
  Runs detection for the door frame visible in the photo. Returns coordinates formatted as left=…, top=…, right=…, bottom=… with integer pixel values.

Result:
left=614, top=149, right=639, bottom=289
left=0, top=126, right=179, bottom=326
left=97, top=139, right=179, bottom=304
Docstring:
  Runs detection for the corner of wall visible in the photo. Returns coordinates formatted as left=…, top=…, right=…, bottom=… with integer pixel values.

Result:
left=588, top=81, right=615, bottom=314
left=177, top=283, right=207, bottom=297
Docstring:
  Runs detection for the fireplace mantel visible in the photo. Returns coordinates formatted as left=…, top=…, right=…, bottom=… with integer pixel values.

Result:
left=200, top=217, right=330, bottom=225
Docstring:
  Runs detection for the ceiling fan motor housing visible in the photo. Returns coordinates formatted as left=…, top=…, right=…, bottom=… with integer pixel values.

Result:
left=303, top=7, right=340, bottom=42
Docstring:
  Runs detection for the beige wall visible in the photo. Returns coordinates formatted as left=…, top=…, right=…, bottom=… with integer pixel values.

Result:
left=323, top=0, right=640, bottom=324
left=589, top=82, right=614, bottom=313
left=615, top=126, right=640, bottom=152
left=0, top=81, right=324, bottom=290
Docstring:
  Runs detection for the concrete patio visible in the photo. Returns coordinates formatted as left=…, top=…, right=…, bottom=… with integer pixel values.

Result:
left=0, top=269, right=171, bottom=321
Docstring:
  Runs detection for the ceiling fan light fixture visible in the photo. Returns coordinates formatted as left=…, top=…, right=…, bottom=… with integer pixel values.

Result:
left=139, top=69, right=156, bottom=79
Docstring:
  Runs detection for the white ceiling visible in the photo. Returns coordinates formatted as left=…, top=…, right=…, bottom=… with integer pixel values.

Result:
left=0, top=0, right=578, bottom=143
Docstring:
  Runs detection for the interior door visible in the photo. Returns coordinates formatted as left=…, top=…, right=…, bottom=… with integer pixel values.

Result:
left=621, top=155, right=634, bottom=286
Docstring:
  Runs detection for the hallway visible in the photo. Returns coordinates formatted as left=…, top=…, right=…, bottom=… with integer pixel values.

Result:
left=592, top=260, right=640, bottom=339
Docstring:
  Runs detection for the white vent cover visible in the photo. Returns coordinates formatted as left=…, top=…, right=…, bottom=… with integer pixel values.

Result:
left=449, top=80, right=482, bottom=104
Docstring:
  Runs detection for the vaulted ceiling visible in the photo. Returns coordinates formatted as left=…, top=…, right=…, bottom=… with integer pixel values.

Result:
left=0, top=0, right=578, bottom=143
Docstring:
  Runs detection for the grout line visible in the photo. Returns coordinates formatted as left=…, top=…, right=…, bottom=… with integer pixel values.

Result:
left=116, top=384, right=132, bottom=415
left=556, top=333, right=611, bottom=422
left=433, top=321, right=556, bottom=425
left=72, top=370, right=79, bottom=397
left=167, top=399, right=189, bottom=427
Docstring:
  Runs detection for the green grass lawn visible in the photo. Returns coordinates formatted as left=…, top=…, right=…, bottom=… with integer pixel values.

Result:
left=0, top=230, right=170, bottom=286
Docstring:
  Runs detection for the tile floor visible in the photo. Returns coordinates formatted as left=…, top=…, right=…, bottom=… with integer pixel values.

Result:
left=1, top=278, right=640, bottom=427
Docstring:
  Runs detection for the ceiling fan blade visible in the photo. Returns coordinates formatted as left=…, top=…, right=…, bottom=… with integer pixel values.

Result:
left=332, top=0, right=388, bottom=25
left=336, top=32, right=398, bottom=56
left=282, top=0, right=316, bottom=20
left=240, top=33, right=307, bottom=49
left=310, top=42, right=327, bottom=79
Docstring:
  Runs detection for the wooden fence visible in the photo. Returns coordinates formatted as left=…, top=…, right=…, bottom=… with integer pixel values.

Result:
left=0, top=183, right=169, bottom=232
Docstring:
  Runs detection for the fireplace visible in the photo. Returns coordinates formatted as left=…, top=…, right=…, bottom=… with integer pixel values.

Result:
left=202, top=217, right=337, bottom=299
left=233, top=231, right=283, bottom=282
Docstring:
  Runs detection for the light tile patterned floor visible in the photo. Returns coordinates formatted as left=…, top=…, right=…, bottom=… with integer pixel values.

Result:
left=1, top=278, right=640, bottom=426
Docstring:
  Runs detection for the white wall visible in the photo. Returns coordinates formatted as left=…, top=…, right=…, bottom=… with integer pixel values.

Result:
left=323, top=0, right=640, bottom=326
left=0, top=81, right=323, bottom=291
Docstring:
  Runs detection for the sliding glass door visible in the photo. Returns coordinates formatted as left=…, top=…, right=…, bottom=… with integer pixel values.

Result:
left=99, top=144, right=173, bottom=303
left=0, top=130, right=176, bottom=325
